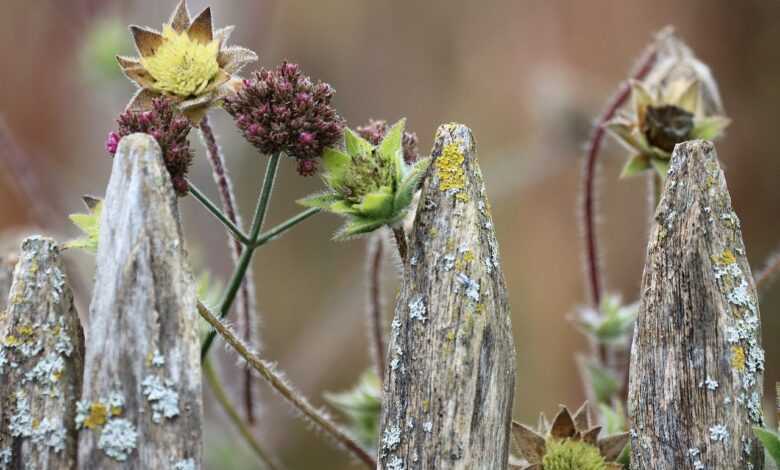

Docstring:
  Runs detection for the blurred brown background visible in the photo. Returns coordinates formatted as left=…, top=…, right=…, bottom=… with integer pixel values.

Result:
left=1, top=1, right=778, bottom=468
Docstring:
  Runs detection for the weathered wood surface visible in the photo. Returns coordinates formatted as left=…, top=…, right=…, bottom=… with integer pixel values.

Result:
left=0, top=236, right=85, bottom=469
left=378, top=124, right=516, bottom=469
left=0, top=252, right=15, bottom=311
left=628, top=141, right=764, bottom=469
left=77, top=134, right=202, bottom=469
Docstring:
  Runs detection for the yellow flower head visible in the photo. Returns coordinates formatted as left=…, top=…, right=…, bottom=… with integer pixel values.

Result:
left=141, top=24, right=220, bottom=97
left=117, top=1, right=257, bottom=124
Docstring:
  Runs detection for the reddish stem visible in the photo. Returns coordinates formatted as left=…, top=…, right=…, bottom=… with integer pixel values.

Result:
left=199, top=115, right=257, bottom=424
left=366, top=233, right=386, bottom=382
left=581, top=49, right=658, bottom=309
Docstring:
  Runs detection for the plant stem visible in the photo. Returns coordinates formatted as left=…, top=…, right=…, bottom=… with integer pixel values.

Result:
left=366, top=233, right=386, bottom=382
left=203, top=358, right=282, bottom=470
left=200, top=115, right=258, bottom=423
left=392, top=226, right=408, bottom=262
left=580, top=47, right=658, bottom=310
left=201, top=153, right=281, bottom=360
left=253, top=208, right=320, bottom=247
left=756, top=250, right=780, bottom=291
left=188, top=181, right=251, bottom=245
left=197, top=302, right=376, bottom=468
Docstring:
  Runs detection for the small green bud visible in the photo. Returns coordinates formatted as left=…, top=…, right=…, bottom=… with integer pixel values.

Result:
left=65, top=196, right=103, bottom=253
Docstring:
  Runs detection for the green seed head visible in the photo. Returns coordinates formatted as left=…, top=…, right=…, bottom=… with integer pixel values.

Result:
left=542, top=439, right=607, bottom=470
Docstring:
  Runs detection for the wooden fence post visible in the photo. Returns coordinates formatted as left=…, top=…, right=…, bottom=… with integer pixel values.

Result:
left=0, top=236, right=85, bottom=469
left=628, top=140, right=764, bottom=468
left=377, top=124, right=516, bottom=469
left=76, top=134, right=202, bottom=468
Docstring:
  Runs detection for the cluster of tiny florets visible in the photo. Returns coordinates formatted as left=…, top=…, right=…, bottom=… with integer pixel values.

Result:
left=106, top=97, right=193, bottom=195
left=223, top=61, right=345, bottom=176
left=356, top=119, right=419, bottom=164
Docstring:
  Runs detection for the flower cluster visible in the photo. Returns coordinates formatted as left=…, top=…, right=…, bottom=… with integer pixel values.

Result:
left=223, top=62, right=345, bottom=176
left=298, top=119, right=429, bottom=238
left=356, top=119, right=420, bottom=164
left=107, top=97, right=194, bottom=195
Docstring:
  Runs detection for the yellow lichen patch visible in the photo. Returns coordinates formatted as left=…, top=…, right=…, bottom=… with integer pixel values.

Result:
left=475, top=303, right=486, bottom=316
left=422, top=399, right=430, bottom=412
left=446, top=331, right=456, bottom=342
left=435, top=143, right=466, bottom=193
left=712, top=249, right=736, bottom=266
left=4, top=335, right=19, bottom=347
left=462, top=250, right=475, bottom=264
left=111, top=406, right=123, bottom=417
left=16, top=325, right=34, bottom=337
left=731, top=345, right=746, bottom=371
left=84, top=403, right=109, bottom=429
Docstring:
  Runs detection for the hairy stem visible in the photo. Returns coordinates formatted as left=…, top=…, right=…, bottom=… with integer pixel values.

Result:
left=580, top=47, right=658, bottom=310
left=253, top=208, right=320, bottom=247
left=200, top=115, right=258, bottom=423
left=392, top=226, right=408, bottom=262
left=197, top=302, right=376, bottom=468
left=366, top=233, right=386, bottom=382
left=188, top=181, right=251, bottom=245
left=203, top=359, right=282, bottom=470
left=201, top=153, right=281, bottom=360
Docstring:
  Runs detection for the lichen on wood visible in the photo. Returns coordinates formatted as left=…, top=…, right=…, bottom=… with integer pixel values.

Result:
left=628, top=140, right=764, bottom=469
left=0, top=236, right=85, bottom=469
left=378, top=123, right=516, bottom=469
left=76, top=133, right=201, bottom=469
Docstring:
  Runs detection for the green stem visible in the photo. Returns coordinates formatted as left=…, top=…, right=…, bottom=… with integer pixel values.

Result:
left=197, top=302, right=376, bottom=468
left=201, top=154, right=280, bottom=359
left=253, top=208, right=320, bottom=247
left=203, top=359, right=282, bottom=470
left=188, top=181, right=251, bottom=245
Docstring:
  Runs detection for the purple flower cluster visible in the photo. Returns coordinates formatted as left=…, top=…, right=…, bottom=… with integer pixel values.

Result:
left=223, top=61, right=345, bottom=176
left=356, top=119, right=419, bottom=164
left=107, top=97, right=194, bottom=195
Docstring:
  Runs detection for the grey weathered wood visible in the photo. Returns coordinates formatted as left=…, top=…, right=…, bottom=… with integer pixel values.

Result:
left=378, top=124, right=516, bottom=469
left=77, top=134, right=201, bottom=469
left=628, top=141, right=764, bottom=469
left=0, top=236, right=85, bottom=469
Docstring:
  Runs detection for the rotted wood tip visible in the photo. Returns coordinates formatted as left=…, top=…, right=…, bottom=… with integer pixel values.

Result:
left=630, top=139, right=764, bottom=468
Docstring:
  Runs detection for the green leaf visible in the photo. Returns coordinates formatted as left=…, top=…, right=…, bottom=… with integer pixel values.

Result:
left=691, top=115, right=731, bottom=141
left=334, top=216, right=385, bottom=239
left=754, top=427, right=780, bottom=465
left=630, top=79, right=653, bottom=117
left=598, top=403, right=627, bottom=435
left=64, top=197, right=103, bottom=253
left=354, top=187, right=394, bottom=219
left=324, top=370, right=382, bottom=449
left=377, top=119, right=406, bottom=182
left=344, top=128, right=373, bottom=157
left=322, top=147, right=352, bottom=188
left=584, top=360, right=621, bottom=403
left=394, top=157, right=430, bottom=213
left=650, top=158, right=671, bottom=180
left=297, top=192, right=339, bottom=210
left=619, top=154, right=651, bottom=178
left=328, top=200, right=359, bottom=215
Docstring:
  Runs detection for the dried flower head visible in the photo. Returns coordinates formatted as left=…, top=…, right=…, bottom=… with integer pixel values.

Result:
left=108, top=97, right=194, bottom=195
left=511, top=403, right=629, bottom=470
left=223, top=61, right=345, bottom=175
left=117, top=0, right=257, bottom=124
left=298, top=119, right=430, bottom=238
left=606, top=30, right=730, bottom=179
left=356, top=119, right=420, bottom=164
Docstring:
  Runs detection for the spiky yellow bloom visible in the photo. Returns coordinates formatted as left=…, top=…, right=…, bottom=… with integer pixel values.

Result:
left=117, top=0, right=257, bottom=124
left=141, top=25, right=220, bottom=97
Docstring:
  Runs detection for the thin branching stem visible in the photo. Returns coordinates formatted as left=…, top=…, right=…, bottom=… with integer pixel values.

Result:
left=200, top=115, right=259, bottom=422
left=252, top=208, right=320, bottom=247
left=197, top=302, right=376, bottom=468
left=580, top=48, right=658, bottom=310
left=188, top=181, right=251, bottom=245
left=366, top=233, right=386, bottom=381
left=201, top=153, right=281, bottom=359
left=756, top=250, right=780, bottom=291
left=203, top=358, right=283, bottom=470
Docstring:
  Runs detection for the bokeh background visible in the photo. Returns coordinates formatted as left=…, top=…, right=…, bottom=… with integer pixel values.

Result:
left=1, top=1, right=779, bottom=468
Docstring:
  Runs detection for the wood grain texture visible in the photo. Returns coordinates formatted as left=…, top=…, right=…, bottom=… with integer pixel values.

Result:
left=628, top=141, right=764, bottom=469
left=77, top=134, right=202, bottom=469
left=0, top=236, right=85, bottom=469
left=378, top=124, right=516, bottom=470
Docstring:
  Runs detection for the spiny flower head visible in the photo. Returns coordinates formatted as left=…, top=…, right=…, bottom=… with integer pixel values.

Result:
left=117, top=0, right=257, bottom=124
left=511, top=403, right=629, bottom=470
left=356, top=119, right=420, bottom=164
left=298, top=119, right=430, bottom=239
left=108, top=97, right=194, bottom=196
left=606, top=30, right=730, bottom=180
left=223, top=61, right=345, bottom=175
